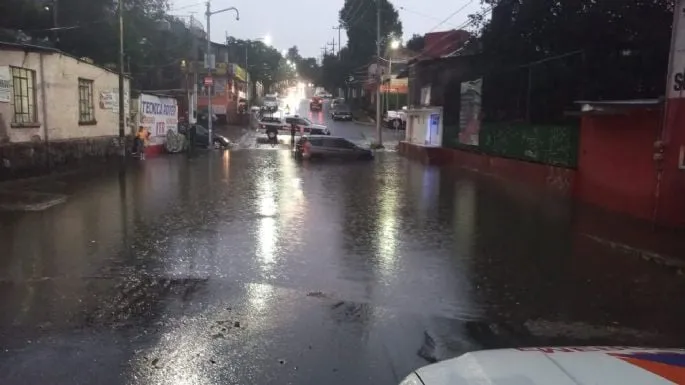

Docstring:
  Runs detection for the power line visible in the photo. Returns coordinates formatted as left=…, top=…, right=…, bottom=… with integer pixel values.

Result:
left=398, top=6, right=459, bottom=28
left=404, top=4, right=493, bottom=62
left=427, top=0, right=476, bottom=33
left=346, top=0, right=372, bottom=29
left=342, top=0, right=366, bottom=25
left=171, top=1, right=205, bottom=12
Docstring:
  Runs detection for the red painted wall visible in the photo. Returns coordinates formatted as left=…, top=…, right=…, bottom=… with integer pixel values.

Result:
left=658, top=98, right=685, bottom=227
left=575, top=109, right=661, bottom=221
left=398, top=142, right=575, bottom=196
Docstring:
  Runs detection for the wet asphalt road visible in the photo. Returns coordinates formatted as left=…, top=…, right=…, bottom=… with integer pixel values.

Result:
left=1, top=100, right=685, bottom=384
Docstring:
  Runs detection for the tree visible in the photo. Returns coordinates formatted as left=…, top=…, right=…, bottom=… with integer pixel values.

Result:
left=406, top=33, right=424, bottom=52
left=339, top=0, right=402, bottom=70
left=0, top=0, right=190, bottom=91
left=474, top=0, right=675, bottom=122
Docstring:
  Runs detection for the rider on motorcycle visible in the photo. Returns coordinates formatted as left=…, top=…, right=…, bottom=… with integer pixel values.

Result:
left=265, top=123, right=279, bottom=147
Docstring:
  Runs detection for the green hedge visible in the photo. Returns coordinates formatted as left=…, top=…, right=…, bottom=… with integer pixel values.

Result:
left=444, top=122, right=579, bottom=168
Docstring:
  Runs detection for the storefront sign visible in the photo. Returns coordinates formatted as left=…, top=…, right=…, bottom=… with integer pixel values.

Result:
left=458, top=78, right=482, bottom=146
left=231, top=64, right=247, bottom=82
left=100, top=89, right=130, bottom=113
left=0, top=66, right=10, bottom=103
left=669, top=0, right=685, bottom=98
left=139, top=94, right=178, bottom=146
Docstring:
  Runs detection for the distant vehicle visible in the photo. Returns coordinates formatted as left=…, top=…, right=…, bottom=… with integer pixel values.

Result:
left=330, top=98, right=345, bottom=108
left=259, top=116, right=287, bottom=134
left=384, top=107, right=407, bottom=129
left=296, top=135, right=372, bottom=160
left=285, top=115, right=330, bottom=135
left=398, top=347, right=685, bottom=385
left=309, top=126, right=331, bottom=135
left=331, top=104, right=353, bottom=121
left=310, top=96, right=323, bottom=111
left=262, top=95, right=279, bottom=111
left=178, top=123, right=230, bottom=149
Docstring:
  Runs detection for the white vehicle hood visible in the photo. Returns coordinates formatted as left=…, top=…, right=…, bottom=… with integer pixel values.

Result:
left=310, top=123, right=327, bottom=129
left=413, top=347, right=685, bottom=385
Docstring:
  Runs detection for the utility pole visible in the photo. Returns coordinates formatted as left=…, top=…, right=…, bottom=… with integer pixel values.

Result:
left=205, top=2, right=239, bottom=147
left=52, top=0, right=59, bottom=45
left=328, top=40, right=337, bottom=57
left=205, top=1, right=213, bottom=148
left=332, top=25, right=343, bottom=57
left=118, top=0, right=126, bottom=156
left=245, top=42, right=249, bottom=111
left=190, top=14, right=198, bottom=125
left=375, top=0, right=382, bottom=147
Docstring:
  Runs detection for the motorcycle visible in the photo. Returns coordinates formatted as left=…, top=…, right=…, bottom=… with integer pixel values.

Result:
left=267, top=130, right=278, bottom=147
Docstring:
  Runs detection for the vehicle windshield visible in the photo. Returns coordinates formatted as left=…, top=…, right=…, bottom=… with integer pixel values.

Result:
left=194, top=124, right=208, bottom=135
left=6, top=2, right=683, bottom=384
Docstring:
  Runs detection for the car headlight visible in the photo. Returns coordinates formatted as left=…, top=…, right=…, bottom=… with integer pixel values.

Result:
left=398, top=373, right=423, bottom=385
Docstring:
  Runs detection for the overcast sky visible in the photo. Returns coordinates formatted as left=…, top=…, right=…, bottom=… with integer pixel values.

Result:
left=169, top=0, right=483, bottom=58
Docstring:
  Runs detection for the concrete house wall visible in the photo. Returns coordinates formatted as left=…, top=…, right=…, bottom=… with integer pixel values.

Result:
left=0, top=45, right=130, bottom=143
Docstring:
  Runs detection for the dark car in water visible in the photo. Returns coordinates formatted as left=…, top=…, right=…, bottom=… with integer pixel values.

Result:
left=295, top=135, right=372, bottom=160
left=178, top=123, right=230, bottom=149
left=331, top=104, right=353, bottom=121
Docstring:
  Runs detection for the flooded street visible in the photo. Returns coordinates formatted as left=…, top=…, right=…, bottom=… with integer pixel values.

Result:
left=1, top=104, right=684, bottom=384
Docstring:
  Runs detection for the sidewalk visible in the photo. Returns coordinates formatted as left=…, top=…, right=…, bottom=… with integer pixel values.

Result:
left=574, top=204, right=685, bottom=274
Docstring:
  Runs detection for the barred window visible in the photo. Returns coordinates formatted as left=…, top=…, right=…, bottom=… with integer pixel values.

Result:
left=11, top=67, right=37, bottom=124
left=78, top=78, right=95, bottom=123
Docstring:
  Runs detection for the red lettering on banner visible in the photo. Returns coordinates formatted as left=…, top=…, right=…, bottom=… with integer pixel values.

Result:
left=156, top=121, right=165, bottom=136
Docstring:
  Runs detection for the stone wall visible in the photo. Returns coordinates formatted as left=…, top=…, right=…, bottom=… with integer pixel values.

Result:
left=0, top=135, right=128, bottom=181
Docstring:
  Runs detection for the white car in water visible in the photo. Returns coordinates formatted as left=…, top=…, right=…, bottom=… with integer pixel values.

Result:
left=399, top=347, right=685, bottom=385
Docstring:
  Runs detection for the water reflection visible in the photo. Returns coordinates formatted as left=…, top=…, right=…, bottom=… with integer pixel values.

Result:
left=377, top=177, right=400, bottom=281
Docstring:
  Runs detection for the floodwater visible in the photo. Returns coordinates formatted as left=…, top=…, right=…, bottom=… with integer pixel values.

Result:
left=0, top=104, right=684, bottom=385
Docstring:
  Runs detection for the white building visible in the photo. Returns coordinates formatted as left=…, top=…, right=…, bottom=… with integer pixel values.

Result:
left=0, top=42, right=130, bottom=144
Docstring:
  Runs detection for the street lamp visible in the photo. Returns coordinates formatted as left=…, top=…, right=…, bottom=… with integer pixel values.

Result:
left=205, top=2, right=240, bottom=147
left=386, top=39, right=401, bottom=124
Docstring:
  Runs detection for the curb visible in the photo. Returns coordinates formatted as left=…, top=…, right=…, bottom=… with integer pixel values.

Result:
left=583, top=233, right=685, bottom=276
left=353, top=119, right=376, bottom=126
left=0, top=190, right=68, bottom=211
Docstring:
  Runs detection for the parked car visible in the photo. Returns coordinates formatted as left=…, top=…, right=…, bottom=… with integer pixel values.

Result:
left=384, top=107, right=407, bottom=129
left=296, top=135, right=372, bottom=160
left=285, top=115, right=330, bottom=135
left=331, top=104, right=353, bottom=121
left=178, top=123, right=230, bottom=149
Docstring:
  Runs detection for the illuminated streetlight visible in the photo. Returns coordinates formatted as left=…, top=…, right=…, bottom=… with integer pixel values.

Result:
left=390, top=39, right=400, bottom=50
